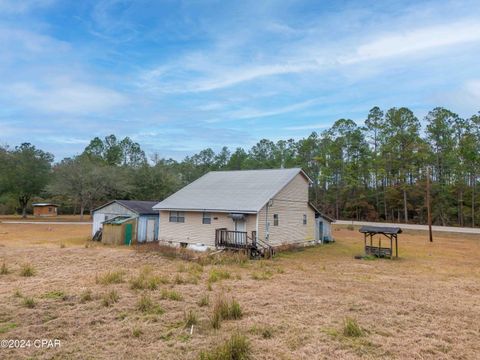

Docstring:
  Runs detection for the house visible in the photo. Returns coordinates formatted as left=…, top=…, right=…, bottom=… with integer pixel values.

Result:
left=32, top=203, right=58, bottom=217
left=92, top=200, right=159, bottom=243
left=153, top=168, right=334, bottom=253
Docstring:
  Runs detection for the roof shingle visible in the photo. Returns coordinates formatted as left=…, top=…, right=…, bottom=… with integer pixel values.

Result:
left=153, top=168, right=307, bottom=213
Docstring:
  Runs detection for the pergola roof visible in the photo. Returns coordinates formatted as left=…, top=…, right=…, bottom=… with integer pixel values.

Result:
left=359, top=226, right=402, bottom=235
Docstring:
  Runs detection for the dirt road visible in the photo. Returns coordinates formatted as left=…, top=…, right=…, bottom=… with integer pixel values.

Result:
left=335, top=220, right=480, bottom=234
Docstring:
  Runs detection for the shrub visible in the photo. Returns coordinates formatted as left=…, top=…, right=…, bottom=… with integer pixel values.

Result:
left=251, top=270, right=273, bottom=281
left=96, top=270, right=124, bottom=285
left=200, top=252, right=249, bottom=266
left=177, top=263, right=187, bottom=272
left=161, top=289, right=183, bottom=301
left=102, top=289, right=119, bottom=307
left=228, top=299, right=242, bottom=320
left=43, top=290, right=68, bottom=300
left=199, top=333, right=251, bottom=360
left=1, top=262, right=9, bottom=275
left=136, top=293, right=153, bottom=312
left=136, top=243, right=197, bottom=261
left=174, top=274, right=186, bottom=284
left=198, top=294, right=209, bottom=307
left=136, top=293, right=165, bottom=315
left=210, top=309, right=221, bottom=330
left=210, top=297, right=242, bottom=329
left=0, top=322, right=17, bottom=334
left=249, top=325, right=274, bottom=339
left=60, top=243, right=66, bottom=248
left=132, top=327, right=143, bottom=338
left=343, top=317, right=363, bottom=337
left=22, top=297, right=36, bottom=308
left=20, top=264, right=36, bottom=277
left=80, top=289, right=93, bottom=303
left=13, top=289, right=22, bottom=298
left=184, top=309, right=198, bottom=328
left=208, top=268, right=231, bottom=283
left=130, top=270, right=167, bottom=290
left=189, top=263, right=204, bottom=274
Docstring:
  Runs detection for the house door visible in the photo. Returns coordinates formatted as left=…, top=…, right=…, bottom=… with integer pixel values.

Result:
left=234, top=219, right=246, bottom=245
left=235, top=219, right=246, bottom=232
left=318, top=221, right=324, bottom=243
left=146, top=219, right=156, bottom=242
left=125, top=224, right=132, bottom=245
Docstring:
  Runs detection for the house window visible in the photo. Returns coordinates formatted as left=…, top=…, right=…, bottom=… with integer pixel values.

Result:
left=48, top=207, right=52, bottom=213
left=169, top=211, right=185, bottom=223
left=273, top=214, right=279, bottom=226
left=303, top=214, right=307, bottom=225
left=202, top=212, right=211, bottom=224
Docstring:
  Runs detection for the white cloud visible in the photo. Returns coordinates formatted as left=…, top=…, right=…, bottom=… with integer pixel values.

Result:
left=5, top=78, right=127, bottom=114
left=341, top=21, right=480, bottom=64
left=138, top=17, right=480, bottom=94
left=221, top=98, right=321, bottom=121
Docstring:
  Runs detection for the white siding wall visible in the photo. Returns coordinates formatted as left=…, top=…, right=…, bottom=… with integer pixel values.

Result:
left=91, top=202, right=136, bottom=236
left=257, top=173, right=315, bottom=246
left=137, top=215, right=159, bottom=242
left=316, top=216, right=332, bottom=242
left=158, top=211, right=256, bottom=248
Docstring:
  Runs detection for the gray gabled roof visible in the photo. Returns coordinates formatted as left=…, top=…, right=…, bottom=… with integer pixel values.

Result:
left=153, top=168, right=310, bottom=213
left=308, top=203, right=335, bottom=222
left=359, top=226, right=402, bottom=234
left=93, top=200, right=158, bottom=215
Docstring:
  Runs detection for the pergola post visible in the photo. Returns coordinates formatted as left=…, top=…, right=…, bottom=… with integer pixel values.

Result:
left=395, top=234, right=398, bottom=258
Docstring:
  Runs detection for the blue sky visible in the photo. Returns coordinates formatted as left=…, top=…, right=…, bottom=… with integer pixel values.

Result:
left=1, top=0, right=480, bottom=161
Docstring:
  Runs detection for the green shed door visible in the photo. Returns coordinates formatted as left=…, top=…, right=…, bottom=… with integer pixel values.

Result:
left=125, top=224, right=132, bottom=245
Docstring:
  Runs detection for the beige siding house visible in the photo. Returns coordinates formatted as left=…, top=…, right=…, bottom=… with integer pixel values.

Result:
left=153, top=168, right=333, bottom=252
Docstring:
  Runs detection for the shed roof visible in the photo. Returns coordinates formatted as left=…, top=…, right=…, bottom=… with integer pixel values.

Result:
left=153, top=168, right=310, bottom=213
left=103, top=215, right=135, bottom=225
left=308, top=202, right=335, bottom=222
left=32, top=203, right=58, bottom=207
left=93, top=200, right=158, bottom=215
left=359, top=226, right=402, bottom=234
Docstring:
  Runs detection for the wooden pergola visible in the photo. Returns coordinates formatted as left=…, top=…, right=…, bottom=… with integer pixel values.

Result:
left=359, top=226, right=402, bottom=259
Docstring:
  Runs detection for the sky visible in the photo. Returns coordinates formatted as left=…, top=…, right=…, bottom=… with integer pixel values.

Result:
left=1, top=0, right=480, bottom=161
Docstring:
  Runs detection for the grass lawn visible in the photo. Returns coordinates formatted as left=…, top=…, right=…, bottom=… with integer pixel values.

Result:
left=0, top=223, right=479, bottom=359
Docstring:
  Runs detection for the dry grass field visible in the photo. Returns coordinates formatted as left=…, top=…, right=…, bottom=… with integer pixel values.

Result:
left=0, top=215, right=90, bottom=222
left=0, top=223, right=479, bottom=359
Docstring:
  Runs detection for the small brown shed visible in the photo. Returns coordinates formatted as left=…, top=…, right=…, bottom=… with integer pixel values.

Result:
left=32, top=203, right=58, bottom=217
left=102, top=216, right=137, bottom=246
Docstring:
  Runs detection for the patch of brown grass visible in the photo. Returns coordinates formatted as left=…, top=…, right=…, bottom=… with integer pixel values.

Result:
left=1, top=222, right=479, bottom=359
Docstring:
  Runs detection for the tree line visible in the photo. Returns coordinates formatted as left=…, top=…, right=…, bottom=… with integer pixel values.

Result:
left=1, top=106, right=479, bottom=226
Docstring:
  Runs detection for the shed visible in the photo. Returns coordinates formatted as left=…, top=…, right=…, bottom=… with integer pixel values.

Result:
left=32, top=203, right=58, bottom=217
left=309, top=203, right=335, bottom=243
left=102, top=216, right=137, bottom=245
left=92, top=200, right=159, bottom=243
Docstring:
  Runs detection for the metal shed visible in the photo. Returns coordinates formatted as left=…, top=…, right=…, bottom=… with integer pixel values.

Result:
left=92, top=200, right=159, bottom=243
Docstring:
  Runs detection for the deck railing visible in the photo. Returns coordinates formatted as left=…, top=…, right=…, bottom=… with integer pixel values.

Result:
left=215, top=228, right=250, bottom=249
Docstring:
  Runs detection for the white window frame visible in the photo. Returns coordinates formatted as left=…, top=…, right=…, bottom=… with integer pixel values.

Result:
left=202, top=212, right=211, bottom=224
left=169, top=211, right=185, bottom=223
